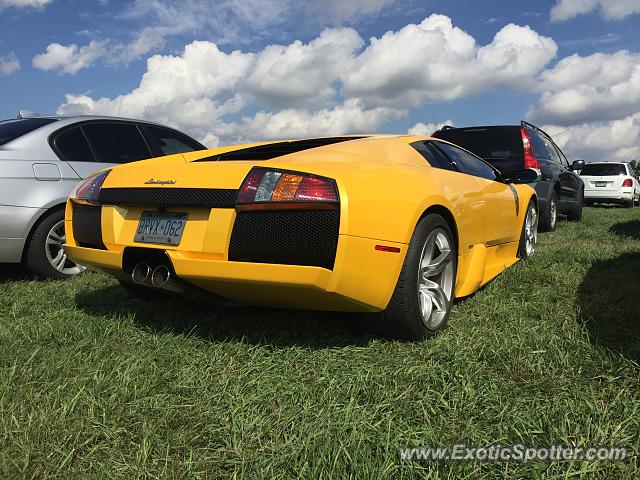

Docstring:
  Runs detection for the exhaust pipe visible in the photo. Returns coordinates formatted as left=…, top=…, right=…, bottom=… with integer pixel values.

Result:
left=150, top=265, right=183, bottom=293
left=131, top=262, right=152, bottom=287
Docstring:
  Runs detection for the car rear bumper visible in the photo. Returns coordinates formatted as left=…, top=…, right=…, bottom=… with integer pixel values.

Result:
left=0, top=205, right=43, bottom=263
left=584, top=189, right=633, bottom=202
left=65, top=229, right=407, bottom=312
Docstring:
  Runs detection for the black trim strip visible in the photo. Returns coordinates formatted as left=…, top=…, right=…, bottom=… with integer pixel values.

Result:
left=98, top=187, right=238, bottom=208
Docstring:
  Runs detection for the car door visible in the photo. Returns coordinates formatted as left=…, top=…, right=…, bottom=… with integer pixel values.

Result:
left=433, top=141, right=519, bottom=246
left=412, top=141, right=488, bottom=248
left=547, top=138, right=579, bottom=210
left=53, top=122, right=154, bottom=179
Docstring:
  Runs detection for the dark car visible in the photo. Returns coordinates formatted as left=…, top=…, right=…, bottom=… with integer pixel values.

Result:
left=433, top=121, right=585, bottom=232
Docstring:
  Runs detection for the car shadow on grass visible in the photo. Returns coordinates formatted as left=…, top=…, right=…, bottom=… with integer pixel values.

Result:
left=0, top=264, right=34, bottom=283
left=577, top=251, right=640, bottom=363
left=75, top=284, right=374, bottom=349
left=610, top=219, right=640, bottom=240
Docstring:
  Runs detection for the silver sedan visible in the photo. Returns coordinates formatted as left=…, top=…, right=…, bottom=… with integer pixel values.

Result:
left=0, top=112, right=205, bottom=279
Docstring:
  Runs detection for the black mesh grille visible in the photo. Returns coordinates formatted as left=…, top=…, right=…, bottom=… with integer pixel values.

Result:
left=98, top=188, right=237, bottom=208
left=72, top=204, right=105, bottom=250
left=229, top=209, right=340, bottom=269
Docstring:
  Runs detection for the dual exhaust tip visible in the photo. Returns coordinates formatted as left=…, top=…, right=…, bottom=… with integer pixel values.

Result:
left=131, top=262, right=176, bottom=291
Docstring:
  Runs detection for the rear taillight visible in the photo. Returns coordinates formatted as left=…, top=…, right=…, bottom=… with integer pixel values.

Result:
left=622, top=179, right=633, bottom=187
left=521, top=127, right=540, bottom=170
left=70, top=169, right=111, bottom=204
left=236, top=168, right=338, bottom=207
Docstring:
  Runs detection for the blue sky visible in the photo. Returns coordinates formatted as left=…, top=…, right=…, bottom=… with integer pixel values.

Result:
left=1, top=0, right=639, bottom=161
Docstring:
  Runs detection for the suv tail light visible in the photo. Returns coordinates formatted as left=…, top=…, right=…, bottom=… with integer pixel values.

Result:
left=236, top=168, right=338, bottom=209
left=622, top=179, right=633, bottom=187
left=520, top=127, right=540, bottom=171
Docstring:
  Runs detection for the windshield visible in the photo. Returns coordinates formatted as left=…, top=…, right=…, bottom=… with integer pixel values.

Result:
left=580, top=164, right=627, bottom=176
left=0, top=118, right=58, bottom=146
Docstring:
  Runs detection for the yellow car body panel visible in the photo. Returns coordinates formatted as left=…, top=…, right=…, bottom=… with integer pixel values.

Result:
left=64, top=135, right=536, bottom=312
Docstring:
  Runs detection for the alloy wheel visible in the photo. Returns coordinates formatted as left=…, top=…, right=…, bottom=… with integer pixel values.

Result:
left=45, top=220, right=86, bottom=276
left=417, top=228, right=455, bottom=330
left=525, top=205, right=538, bottom=257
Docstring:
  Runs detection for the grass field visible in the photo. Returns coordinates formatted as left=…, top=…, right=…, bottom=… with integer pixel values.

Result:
left=1, top=206, right=639, bottom=478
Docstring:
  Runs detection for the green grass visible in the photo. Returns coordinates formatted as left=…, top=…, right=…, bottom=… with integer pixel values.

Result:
left=1, top=207, right=639, bottom=479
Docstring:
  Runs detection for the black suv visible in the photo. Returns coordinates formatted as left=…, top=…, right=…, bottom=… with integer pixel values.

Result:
left=433, top=121, right=585, bottom=231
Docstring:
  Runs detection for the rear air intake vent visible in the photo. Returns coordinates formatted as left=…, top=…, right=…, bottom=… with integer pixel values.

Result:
left=194, top=137, right=367, bottom=162
left=72, top=204, right=105, bottom=250
left=229, top=209, right=340, bottom=269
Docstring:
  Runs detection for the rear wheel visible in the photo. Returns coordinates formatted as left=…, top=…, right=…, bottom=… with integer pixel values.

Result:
left=24, top=210, right=86, bottom=280
left=567, top=188, right=584, bottom=221
left=375, top=214, right=457, bottom=341
left=518, top=201, right=538, bottom=258
left=624, top=199, right=634, bottom=208
left=540, top=191, right=558, bottom=232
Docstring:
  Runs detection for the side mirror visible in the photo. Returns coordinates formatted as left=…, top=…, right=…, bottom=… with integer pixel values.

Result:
left=508, top=169, right=539, bottom=184
left=572, top=160, right=585, bottom=170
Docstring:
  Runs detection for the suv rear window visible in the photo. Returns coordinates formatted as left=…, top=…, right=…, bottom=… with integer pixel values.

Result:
left=580, top=164, right=627, bottom=176
left=0, top=118, right=58, bottom=146
left=433, top=127, right=522, bottom=161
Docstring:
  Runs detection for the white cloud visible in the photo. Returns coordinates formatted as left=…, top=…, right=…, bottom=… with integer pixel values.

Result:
left=244, top=28, right=363, bottom=109
left=56, top=15, right=557, bottom=146
left=216, top=99, right=403, bottom=144
left=550, top=0, right=640, bottom=21
left=32, top=41, right=108, bottom=75
left=528, top=50, right=640, bottom=126
left=544, top=114, right=640, bottom=162
left=407, top=120, right=453, bottom=136
left=342, top=15, right=557, bottom=108
left=0, top=52, right=20, bottom=75
left=0, top=0, right=52, bottom=10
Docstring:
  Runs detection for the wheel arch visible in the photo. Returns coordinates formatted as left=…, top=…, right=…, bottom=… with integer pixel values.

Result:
left=20, top=202, right=67, bottom=261
left=417, top=204, right=459, bottom=257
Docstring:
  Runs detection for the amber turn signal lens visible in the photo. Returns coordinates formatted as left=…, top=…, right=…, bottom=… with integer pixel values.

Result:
left=271, top=174, right=303, bottom=201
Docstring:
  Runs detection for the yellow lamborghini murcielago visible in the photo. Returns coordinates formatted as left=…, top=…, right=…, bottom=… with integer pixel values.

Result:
left=65, top=135, right=538, bottom=340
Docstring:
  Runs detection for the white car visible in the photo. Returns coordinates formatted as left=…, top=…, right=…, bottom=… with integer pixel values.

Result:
left=580, top=162, right=640, bottom=208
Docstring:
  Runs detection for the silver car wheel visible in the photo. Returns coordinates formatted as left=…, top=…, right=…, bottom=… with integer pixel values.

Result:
left=525, top=205, right=538, bottom=257
left=549, top=198, right=557, bottom=229
left=417, top=228, right=455, bottom=330
left=45, top=220, right=86, bottom=276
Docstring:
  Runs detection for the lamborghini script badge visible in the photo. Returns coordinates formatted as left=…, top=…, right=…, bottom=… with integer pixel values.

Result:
left=145, top=178, right=176, bottom=185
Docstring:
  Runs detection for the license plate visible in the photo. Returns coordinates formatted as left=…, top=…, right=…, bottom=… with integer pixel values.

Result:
left=134, top=212, right=188, bottom=246
left=595, top=181, right=607, bottom=187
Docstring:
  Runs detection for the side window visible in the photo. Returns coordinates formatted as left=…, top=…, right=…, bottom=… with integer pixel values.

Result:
left=411, top=141, right=456, bottom=171
left=544, top=136, right=563, bottom=165
left=53, top=126, right=95, bottom=162
left=528, top=130, right=551, bottom=161
left=552, top=143, right=569, bottom=167
left=145, top=125, right=203, bottom=156
left=433, top=141, right=498, bottom=181
left=82, top=123, right=152, bottom=164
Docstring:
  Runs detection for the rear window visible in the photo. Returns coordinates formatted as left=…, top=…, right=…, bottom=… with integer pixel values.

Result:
left=580, top=164, right=627, bottom=176
left=0, top=118, right=58, bottom=146
left=433, top=127, right=522, bottom=160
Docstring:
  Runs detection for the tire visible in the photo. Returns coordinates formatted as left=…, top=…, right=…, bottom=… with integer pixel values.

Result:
left=374, top=214, right=457, bottom=341
left=624, top=200, right=634, bottom=208
left=24, top=209, right=86, bottom=280
left=567, top=188, right=584, bottom=221
left=539, top=191, right=558, bottom=232
left=518, top=201, right=538, bottom=259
